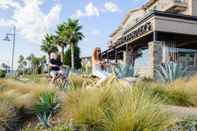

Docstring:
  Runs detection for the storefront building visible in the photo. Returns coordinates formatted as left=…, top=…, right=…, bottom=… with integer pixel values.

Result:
left=102, top=0, right=197, bottom=78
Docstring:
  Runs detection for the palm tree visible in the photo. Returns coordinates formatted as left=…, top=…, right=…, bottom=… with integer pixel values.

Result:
left=1, top=63, right=10, bottom=72
left=41, top=33, right=58, bottom=59
left=56, top=24, right=67, bottom=63
left=64, top=18, right=84, bottom=70
left=17, top=55, right=27, bottom=75
left=26, top=54, right=34, bottom=73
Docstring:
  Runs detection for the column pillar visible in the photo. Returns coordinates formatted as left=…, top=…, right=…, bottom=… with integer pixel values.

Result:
left=123, top=50, right=132, bottom=65
left=148, top=41, right=163, bottom=78
left=115, top=49, right=118, bottom=63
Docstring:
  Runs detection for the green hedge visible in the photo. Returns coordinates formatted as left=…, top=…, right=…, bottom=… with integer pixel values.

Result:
left=0, top=70, right=6, bottom=78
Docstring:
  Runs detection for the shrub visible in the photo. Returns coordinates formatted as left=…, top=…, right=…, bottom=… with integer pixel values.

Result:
left=62, top=82, right=175, bottom=131
left=0, top=98, right=17, bottom=130
left=0, top=70, right=6, bottom=78
left=156, top=62, right=188, bottom=82
left=34, top=92, right=59, bottom=128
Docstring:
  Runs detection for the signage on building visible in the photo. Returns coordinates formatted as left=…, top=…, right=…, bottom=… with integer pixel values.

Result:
left=115, top=22, right=152, bottom=46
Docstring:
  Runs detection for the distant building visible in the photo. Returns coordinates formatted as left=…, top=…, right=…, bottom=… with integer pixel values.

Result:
left=102, top=0, right=197, bottom=78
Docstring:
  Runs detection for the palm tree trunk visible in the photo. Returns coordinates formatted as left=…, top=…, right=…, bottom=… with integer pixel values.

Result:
left=71, top=45, right=75, bottom=70
left=61, top=46, right=64, bottom=64
left=48, top=53, right=50, bottom=60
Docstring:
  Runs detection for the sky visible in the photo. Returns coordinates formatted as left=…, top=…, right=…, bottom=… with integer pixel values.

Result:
left=0, top=0, right=148, bottom=68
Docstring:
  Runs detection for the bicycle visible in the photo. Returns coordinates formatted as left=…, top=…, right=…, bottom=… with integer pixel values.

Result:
left=47, top=68, right=70, bottom=89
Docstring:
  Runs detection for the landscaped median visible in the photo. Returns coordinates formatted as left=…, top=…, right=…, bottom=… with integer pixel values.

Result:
left=0, top=75, right=197, bottom=130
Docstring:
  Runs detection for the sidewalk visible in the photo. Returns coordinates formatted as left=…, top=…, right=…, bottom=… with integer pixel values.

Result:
left=164, top=105, right=197, bottom=118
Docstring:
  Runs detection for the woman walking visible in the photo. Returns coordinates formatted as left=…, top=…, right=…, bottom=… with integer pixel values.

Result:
left=92, top=47, right=111, bottom=85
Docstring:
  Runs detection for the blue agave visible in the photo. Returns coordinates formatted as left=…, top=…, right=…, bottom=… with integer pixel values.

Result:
left=156, top=62, right=188, bottom=82
left=113, top=64, right=134, bottom=78
left=37, top=113, right=52, bottom=128
left=34, top=92, right=59, bottom=128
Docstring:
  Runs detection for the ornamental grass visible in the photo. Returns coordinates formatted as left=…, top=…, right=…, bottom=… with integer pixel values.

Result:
left=0, top=97, right=17, bottom=130
left=0, top=79, right=57, bottom=109
left=137, top=75, right=197, bottom=107
left=61, top=79, right=176, bottom=131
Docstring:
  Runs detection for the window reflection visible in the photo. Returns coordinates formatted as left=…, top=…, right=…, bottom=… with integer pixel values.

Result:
left=164, top=47, right=197, bottom=70
left=134, top=48, right=149, bottom=76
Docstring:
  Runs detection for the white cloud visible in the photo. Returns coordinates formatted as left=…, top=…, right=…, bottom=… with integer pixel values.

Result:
left=0, top=19, right=14, bottom=26
left=73, top=2, right=100, bottom=18
left=0, top=0, right=62, bottom=43
left=73, top=1, right=121, bottom=18
left=104, top=1, right=121, bottom=13
left=0, top=0, right=20, bottom=10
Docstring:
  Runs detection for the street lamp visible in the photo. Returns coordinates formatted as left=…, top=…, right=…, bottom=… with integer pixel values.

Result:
left=3, top=26, right=16, bottom=75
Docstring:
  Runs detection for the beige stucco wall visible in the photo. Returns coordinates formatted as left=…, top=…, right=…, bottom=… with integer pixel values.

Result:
left=111, top=28, right=123, bottom=44
left=145, top=0, right=197, bottom=16
left=154, top=0, right=197, bottom=16
left=123, top=9, right=145, bottom=29
left=110, top=9, right=146, bottom=44
left=145, top=2, right=158, bottom=13
left=185, top=0, right=192, bottom=15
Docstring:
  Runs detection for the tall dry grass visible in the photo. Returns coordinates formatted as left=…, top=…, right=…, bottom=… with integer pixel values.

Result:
left=61, top=79, right=176, bottom=131
left=0, top=79, right=57, bottom=109
left=0, top=78, right=60, bottom=130
left=0, top=97, right=17, bottom=130
left=2, top=74, right=197, bottom=130
left=68, top=74, right=96, bottom=90
left=136, top=75, right=197, bottom=107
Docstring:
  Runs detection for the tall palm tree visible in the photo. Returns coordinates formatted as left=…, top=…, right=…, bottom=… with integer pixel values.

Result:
left=17, top=55, right=27, bottom=75
left=26, top=54, right=34, bottom=73
left=56, top=24, right=67, bottom=63
left=64, top=18, right=84, bottom=70
left=41, top=33, right=58, bottom=59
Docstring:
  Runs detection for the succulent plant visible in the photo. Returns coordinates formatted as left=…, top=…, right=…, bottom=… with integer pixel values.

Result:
left=156, top=62, right=188, bottom=83
left=113, top=64, right=134, bottom=78
left=34, top=92, right=59, bottom=128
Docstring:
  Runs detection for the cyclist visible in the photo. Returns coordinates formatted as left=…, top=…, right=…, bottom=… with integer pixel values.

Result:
left=49, top=52, right=64, bottom=83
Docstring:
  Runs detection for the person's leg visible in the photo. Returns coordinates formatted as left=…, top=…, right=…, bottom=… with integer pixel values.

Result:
left=50, top=71, right=57, bottom=83
left=95, top=71, right=111, bottom=86
left=58, top=69, right=65, bottom=76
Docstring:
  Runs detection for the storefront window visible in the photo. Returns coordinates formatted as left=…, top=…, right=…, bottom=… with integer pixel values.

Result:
left=164, top=47, right=197, bottom=70
left=134, top=48, right=149, bottom=76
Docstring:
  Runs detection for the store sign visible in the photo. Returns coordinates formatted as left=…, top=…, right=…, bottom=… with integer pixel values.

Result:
left=115, top=22, right=152, bottom=45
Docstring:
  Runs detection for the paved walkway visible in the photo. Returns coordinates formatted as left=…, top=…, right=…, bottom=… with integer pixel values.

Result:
left=164, top=105, right=197, bottom=118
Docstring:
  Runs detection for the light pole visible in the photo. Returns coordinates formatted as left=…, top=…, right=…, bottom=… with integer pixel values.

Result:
left=3, top=26, right=16, bottom=75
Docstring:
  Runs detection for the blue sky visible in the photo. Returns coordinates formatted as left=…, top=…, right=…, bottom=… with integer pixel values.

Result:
left=0, top=0, right=147, bottom=68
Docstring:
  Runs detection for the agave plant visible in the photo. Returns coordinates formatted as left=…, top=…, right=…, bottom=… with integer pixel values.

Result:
left=156, top=62, right=188, bottom=83
left=113, top=64, right=134, bottom=79
left=37, top=113, right=52, bottom=128
left=34, top=92, right=59, bottom=128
